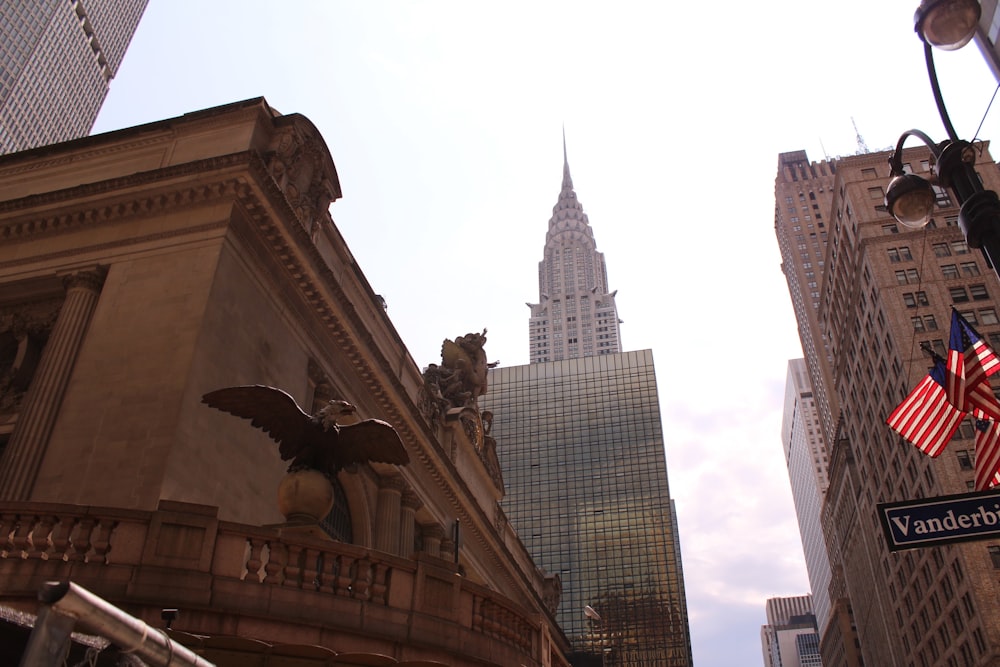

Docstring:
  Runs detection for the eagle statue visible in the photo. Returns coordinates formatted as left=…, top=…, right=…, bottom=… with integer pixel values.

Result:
left=202, top=385, right=409, bottom=478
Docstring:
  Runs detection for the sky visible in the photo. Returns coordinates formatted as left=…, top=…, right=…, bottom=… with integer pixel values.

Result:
left=91, top=2, right=1000, bottom=665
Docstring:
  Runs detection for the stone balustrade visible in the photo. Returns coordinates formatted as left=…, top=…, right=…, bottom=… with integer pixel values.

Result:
left=0, top=500, right=548, bottom=666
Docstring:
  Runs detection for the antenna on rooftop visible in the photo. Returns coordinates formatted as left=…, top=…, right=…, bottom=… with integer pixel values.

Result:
left=852, top=117, right=870, bottom=155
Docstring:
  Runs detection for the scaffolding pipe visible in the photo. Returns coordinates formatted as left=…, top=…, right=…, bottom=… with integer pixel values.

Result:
left=21, top=581, right=215, bottom=667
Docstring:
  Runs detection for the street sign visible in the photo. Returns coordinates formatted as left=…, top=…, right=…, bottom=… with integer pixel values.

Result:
left=878, top=489, right=1000, bottom=551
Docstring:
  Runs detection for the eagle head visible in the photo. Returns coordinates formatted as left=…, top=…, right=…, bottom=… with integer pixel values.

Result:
left=317, top=400, right=359, bottom=429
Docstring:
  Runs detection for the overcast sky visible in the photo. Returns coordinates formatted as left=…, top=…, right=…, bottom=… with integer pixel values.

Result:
left=92, top=2, right=1000, bottom=664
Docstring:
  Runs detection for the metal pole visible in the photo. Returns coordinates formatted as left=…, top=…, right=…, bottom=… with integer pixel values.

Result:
left=22, top=582, right=215, bottom=667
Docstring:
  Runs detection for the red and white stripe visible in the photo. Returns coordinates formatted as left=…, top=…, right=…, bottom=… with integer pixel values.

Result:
left=887, top=375, right=965, bottom=457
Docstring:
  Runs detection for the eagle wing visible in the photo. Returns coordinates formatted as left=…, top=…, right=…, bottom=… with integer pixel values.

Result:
left=201, top=385, right=317, bottom=461
left=332, top=419, right=409, bottom=469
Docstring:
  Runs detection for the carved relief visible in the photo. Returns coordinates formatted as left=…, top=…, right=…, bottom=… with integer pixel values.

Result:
left=266, top=128, right=338, bottom=237
left=0, top=297, right=62, bottom=413
left=419, top=330, right=495, bottom=423
left=419, top=331, right=505, bottom=492
left=541, top=572, right=561, bottom=614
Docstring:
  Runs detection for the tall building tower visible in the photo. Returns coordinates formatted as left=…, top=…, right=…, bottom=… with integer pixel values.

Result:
left=775, top=146, right=1000, bottom=666
left=0, top=0, right=148, bottom=154
left=781, top=359, right=832, bottom=633
left=483, top=351, right=692, bottom=666
left=487, top=143, right=691, bottom=666
left=761, top=595, right=822, bottom=667
left=527, top=136, right=621, bottom=362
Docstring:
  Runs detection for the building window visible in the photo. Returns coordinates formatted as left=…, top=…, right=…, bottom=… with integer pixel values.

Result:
left=981, top=309, right=999, bottom=326
left=895, top=268, right=920, bottom=285
left=961, top=261, right=980, bottom=276
left=941, top=264, right=959, bottom=279
left=912, top=316, right=925, bottom=332
left=951, top=287, right=970, bottom=303
left=957, top=449, right=974, bottom=470
left=934, top=184, right=953, bottom=206
left=904, top=291, right=930, bottom=308
left=960, top=309, right=978, bottom=325
left=883, top=223, right=899, bottom=234
left=869, top=185, right=885, bottom=200
left=989, top=546, right=1000, bottom=568
left=971, top=284, right=989, bottom=300
left=925, top=315, right=939, bottom=330
left=933, top=242, right=952, bottom=257
left=953, top=239, right=970, bottom=254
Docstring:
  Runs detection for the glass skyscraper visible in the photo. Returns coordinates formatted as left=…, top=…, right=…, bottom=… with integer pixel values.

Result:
left=483, top=351, right=692, bottom=666
left=0, top=0, right=148, bottom=154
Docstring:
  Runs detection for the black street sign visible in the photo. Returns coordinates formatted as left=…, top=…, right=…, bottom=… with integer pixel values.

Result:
left=878, top=489, right=1000, bottom=551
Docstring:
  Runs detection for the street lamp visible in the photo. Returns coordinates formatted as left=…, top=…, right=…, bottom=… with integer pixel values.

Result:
left=884, top=0, right=1000, bottom=280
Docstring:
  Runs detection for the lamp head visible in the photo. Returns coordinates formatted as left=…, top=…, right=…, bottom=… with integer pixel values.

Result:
left=886, top=172, right=937, bottom=228
left=915, top=0, right=981, bottom=50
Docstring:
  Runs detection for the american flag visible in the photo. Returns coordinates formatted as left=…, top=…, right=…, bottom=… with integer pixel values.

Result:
left=887, top=360, right=965, bottom=457
left=946, top=310, right=1000, bottom=489
left=974, top=417, right=1000, bottom=490
left=946, top=309, right=1000, bottom=413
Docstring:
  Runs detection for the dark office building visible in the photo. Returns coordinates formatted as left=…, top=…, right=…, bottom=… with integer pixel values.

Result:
left=483, top=350, right=692, bottom=666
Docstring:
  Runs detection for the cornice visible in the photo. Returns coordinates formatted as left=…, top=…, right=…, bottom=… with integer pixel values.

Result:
left=0, top=152, right=254, bottom=224
left=0, top=133, right=174, bottom=179
left=0, top=98, right=271, bottom=178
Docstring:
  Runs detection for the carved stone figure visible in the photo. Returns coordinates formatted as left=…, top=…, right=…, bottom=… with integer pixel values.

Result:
left=422, top=330, right=496, bottom=417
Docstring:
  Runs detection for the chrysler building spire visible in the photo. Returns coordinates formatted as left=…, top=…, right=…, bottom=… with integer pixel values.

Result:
left=562, top=126, right=573, bottom=191
left=526, top=134, right=622, bottom=363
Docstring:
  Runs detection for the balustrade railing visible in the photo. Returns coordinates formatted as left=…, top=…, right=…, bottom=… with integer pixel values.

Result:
left=0, top=502, right=541, bottom=663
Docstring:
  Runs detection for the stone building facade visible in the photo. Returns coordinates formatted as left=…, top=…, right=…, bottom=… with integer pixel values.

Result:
left=0, top=98, right=568, bottom=667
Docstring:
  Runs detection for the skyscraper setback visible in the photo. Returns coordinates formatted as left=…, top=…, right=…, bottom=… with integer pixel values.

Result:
left=527, top=136, right=621, bottom=362
left=0, top=0, right=148, bottom=154
left=485, top=141, right=691, bottom=666
left=775, top=146, right=1000, bottom=666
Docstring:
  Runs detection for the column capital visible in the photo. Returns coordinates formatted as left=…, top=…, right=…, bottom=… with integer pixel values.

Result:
left=401, top=490, right=422, bottom=511
left=420, top=523, right=445, bottom=541
left=378, top=473, right=407, bottom=494
left=60, top=266, right=107, bottom=293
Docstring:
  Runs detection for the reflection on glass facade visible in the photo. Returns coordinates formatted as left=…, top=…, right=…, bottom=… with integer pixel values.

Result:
left=483, top=350, right=692, bottom=666
left=0, top=0, right=148, bottom=154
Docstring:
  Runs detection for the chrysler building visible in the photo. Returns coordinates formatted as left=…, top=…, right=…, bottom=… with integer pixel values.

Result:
left=527, top=137, right=621, bottom=362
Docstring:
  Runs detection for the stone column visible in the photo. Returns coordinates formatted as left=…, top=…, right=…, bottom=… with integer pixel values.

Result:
left=373, top=474, right=405, bottom=554
left=420, top=523, right=444, bottom=558
left=399, top=490, right=422, bottom=557
left=0, top=268, right=106, bottom=500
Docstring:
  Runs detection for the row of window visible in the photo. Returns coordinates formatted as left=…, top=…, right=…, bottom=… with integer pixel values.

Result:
left=915, top=308, right=999, bottom=334
left=902, top=285, right=990, bottom=309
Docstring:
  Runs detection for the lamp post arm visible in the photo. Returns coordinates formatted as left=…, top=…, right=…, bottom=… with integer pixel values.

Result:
left=925, top=41, right=961, bottom=142
left=889, top=128, right=942, bottom=175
